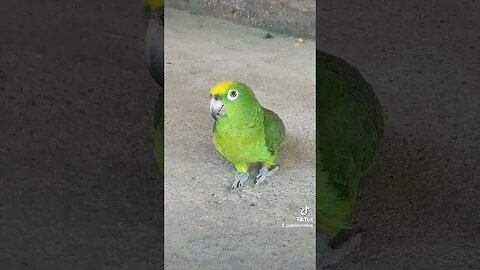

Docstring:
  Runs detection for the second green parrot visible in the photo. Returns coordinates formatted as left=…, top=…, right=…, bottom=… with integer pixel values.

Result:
left=209, top=81, right=286, bottom=190
left=316, top=49, right=384, bottom=245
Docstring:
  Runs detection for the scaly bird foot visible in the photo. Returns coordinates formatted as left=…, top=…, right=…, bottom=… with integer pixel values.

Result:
left=231, top=172, right=249, bottom=190
left=255, top=165, right=278, bottom=185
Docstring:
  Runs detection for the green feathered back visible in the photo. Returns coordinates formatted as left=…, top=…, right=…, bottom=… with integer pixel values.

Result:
left=263, top=108, right=286, bottom=156
left=316, top=50, right=384, bottom=238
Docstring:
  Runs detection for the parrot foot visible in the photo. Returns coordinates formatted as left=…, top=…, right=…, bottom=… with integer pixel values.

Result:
left=255, top=165, right=278, bottom=185
left=231, top=172, right=249, bottom=190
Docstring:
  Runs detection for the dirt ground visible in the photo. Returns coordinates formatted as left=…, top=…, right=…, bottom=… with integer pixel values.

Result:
left=1, top=0, right=479, bottom=270
left=164, top=9, right=316, bottom=270
left=318, top=1, right=480, bottom=269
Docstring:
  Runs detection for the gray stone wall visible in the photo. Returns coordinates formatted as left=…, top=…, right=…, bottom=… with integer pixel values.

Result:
left=167, top=0, right=315, bottom=38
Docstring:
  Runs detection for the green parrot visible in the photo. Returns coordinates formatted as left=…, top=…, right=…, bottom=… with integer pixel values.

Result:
left=316, top=49, right=384, bottom=245
left=209, top=81, right=286, bottom=190
left=144, top=0, right=164, bottom=172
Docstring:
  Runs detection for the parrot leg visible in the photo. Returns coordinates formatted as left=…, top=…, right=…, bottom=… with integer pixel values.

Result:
left=255, top=165, right=278, bottom=185
left=231, top=172, right=249, bottom=190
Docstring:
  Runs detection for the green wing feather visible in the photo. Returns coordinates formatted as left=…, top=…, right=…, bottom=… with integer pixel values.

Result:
left=316, top=50, right=384, bottom=237
left=263, top=107, right=286, bottom=156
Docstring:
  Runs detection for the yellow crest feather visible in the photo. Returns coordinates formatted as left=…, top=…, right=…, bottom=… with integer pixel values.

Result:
left=210, top=81, right=234, bottom=96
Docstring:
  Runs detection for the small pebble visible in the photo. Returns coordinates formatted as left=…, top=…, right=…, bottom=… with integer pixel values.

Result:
left=265, top=33, right=273, bottom=39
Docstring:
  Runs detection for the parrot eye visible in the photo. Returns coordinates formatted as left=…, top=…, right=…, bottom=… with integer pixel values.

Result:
left=227, top=89, right=238, bottom=101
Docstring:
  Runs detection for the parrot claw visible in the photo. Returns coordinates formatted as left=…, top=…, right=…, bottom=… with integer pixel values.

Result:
left=255, top=165, right=278, bottom=185
left=231, top=172, right=249, bottom=190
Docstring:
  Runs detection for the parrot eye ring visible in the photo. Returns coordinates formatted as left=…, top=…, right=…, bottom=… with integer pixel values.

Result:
left=227, top=89, right=238, bottom=101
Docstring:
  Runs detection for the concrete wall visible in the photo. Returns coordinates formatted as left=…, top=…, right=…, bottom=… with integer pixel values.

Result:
left=166, top=0, right=315, bottom=38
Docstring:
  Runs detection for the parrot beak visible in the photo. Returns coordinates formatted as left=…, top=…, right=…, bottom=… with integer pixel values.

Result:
left=210, top=95, right=225, bottom=119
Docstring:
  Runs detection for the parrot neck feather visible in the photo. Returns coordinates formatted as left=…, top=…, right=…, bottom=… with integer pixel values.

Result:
left=216, top=105, right=264, bottom=131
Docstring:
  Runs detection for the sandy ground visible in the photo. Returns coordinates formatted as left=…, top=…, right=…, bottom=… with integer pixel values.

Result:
left=164, top=9, right=316, bottom=270
left=318, top=1, right=480, bottom=269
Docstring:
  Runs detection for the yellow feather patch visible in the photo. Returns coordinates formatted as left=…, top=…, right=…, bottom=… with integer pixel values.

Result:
left=209, top=81, right=234, bottom=96
left=145, top=0, right=164, bottom=10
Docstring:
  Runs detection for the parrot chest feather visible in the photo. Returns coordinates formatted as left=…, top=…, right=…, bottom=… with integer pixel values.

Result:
left=213, top=120, right=272, bottom=165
